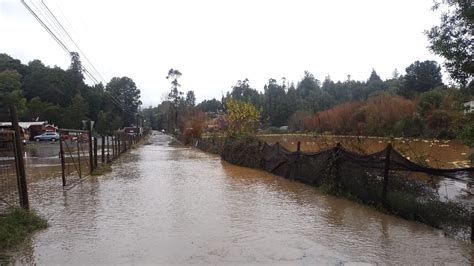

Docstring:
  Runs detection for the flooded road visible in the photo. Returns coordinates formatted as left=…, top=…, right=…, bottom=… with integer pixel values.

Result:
left=9, top=133, right=474, bottom=264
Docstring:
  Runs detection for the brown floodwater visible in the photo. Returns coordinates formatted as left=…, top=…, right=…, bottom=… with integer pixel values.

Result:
left=4, top=133, right=474, bottom=264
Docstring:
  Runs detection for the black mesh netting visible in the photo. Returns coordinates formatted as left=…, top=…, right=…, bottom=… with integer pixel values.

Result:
left=203, top=136, right=473, bottom=240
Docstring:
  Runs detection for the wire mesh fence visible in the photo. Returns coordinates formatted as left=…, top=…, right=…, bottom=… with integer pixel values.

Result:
left=0, top=130, right=19, bottom=211
left=59, top=128, right=145, bottom=188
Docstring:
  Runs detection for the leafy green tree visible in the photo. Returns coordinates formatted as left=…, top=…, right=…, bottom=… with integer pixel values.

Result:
left=366, top=69, right=387, bottom=98
left=185, top=90, right=196, bottom=107
left=403, top=60, right=443, bottom=96
left=106, top=76, right=141, bottom=126
left=166, top=69, right=183, bottom=132
left=61, top=93, right=89, bottom=129
left=0, top=53, right=27, bottom=76
left=227, top=78, right=263, bottom=108
left=263, top=78, right=292, bottom=126
left=225, top=99, right=261, bottom=137
left=95, top=110, right=122, bottom=135
left=417, top=89, right=445, bottom=116
left=0, top=70, right=27, bottom=120
left=24, top=97, right=61, bottom=124
left=197, top=98, right=222, bottom=113
left=426, top=0, right=473, bottom=86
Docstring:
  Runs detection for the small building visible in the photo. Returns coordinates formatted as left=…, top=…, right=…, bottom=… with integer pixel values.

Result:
left=0, top=121, right=48, bottom=140
left=464, top=100, right=474, bottom=114
left=44, top=124, right=58, bottom=132
left=123, top=126, right=142, bottom=135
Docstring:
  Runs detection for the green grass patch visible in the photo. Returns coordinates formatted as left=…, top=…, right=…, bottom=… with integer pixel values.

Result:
left=0, top=208, right=48, bottom=249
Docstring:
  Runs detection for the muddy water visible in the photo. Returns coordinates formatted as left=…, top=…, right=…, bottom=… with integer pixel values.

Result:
left=8, top=133, right=474, bottom=264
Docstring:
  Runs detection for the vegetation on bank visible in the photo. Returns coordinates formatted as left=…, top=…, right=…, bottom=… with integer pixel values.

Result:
left=0, top=208, right=47, bottom=249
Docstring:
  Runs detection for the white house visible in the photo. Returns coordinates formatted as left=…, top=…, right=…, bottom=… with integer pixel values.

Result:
left=464, top=100, right=474, bottom=114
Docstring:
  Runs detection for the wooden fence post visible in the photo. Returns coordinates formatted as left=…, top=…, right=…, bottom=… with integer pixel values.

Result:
left=382, top=144, right=392, bottom=203
left=76, top=138, right=81, bottom=178
left=334, top=143, right=341, bottom=185
left=471, top=207, right=473, bottom=242
left=10, top=106, right=29, bottom=209
left=101, top=135, right=105, bottom=163
left=59, top=131, right=66, bottom=187
left=93, top=137, right=98, bottom=170
left=88, top=121, right=93, bottom=174
left=111, top=135, right=115, bottom=159
left=118, top=133, right=121, bottom=154
left=107, top=135, right=110, bottom=163
left=296, top=141, right=301, bottom=178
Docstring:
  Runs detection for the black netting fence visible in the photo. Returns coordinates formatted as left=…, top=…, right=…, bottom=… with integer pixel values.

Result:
left=198, top=136, right=474, bottom=240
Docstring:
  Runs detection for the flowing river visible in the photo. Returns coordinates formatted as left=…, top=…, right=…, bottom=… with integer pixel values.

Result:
left=6, top=133, right=474, bottom=264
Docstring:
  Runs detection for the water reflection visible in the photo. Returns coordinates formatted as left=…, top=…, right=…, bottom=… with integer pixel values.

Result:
left=6, top=133, right=473, bottom=264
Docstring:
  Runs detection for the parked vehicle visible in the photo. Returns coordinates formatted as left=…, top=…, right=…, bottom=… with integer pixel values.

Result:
left=34, top=132, right=60, bottom=142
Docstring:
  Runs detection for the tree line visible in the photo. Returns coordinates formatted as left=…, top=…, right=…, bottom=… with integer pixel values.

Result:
left=0, top=52, right=141, bottom=135
left=144, top=58, right=472, bottom=140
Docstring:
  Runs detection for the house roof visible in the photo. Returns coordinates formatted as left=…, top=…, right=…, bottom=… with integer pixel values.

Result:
left=0, top=121, right=47, bottom=129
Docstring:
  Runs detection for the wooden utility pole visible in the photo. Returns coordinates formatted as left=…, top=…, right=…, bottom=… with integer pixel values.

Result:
left=10, top=106, right=29, bottom=209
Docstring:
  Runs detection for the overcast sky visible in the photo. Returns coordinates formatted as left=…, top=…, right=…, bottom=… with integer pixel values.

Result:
left=0, top=0, right=444, bottom=107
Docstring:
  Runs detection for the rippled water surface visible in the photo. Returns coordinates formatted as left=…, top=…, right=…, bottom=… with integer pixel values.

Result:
left=7, top=133, right=474, bottom=264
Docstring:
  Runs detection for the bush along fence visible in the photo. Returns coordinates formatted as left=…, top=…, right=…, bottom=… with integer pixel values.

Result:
left=59, top=123, right=146, bottom=188
left=195, top=136, right=474, bottom=241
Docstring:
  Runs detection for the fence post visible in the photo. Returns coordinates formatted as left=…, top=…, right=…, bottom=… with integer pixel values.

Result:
left=93, top=137, right=98, bottom=170
left=101, top=135, right=105, bottom=163
left=111, top=135, right=114, bottom=159
left=59, top=131, right=66, bottom=187
left=107, top=135, right=110, bottom=163
left=118, top=133, right=121, bottom=155
left=334, top=143, right=341, bottom=185
left=383, top=144, right=392, bottom=204
left=471, top=207, right=473, bottom=242
left=88, top=121, right=94, bottom=174
left=10, top=105, right=29, bottom=209
left=296, top=141, right=301, bottom=178
left=76, top=138, right=82, bottom=178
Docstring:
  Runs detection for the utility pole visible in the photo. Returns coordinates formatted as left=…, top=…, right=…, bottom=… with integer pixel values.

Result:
left=10, top=106, right=29, bottom=209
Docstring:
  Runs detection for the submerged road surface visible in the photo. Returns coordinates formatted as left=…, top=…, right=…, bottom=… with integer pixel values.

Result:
left=9, top=133, right=474, bottom=264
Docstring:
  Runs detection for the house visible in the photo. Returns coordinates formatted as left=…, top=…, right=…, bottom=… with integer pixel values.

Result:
left=464, top=100, right=474, bottom=114
left=44, top=124, right=58, bottom=132
left=0, top=121, right=48, bottom=140
left=123, top=126, right=142, bottom=135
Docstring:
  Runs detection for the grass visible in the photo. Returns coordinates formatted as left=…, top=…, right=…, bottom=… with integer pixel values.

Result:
left=0, top=208, right=48, bottom=249
left=91, top=163, right=112, bottom=176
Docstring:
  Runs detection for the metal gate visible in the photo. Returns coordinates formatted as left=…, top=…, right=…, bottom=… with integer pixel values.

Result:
left=58, top=129, right=91, bottom=188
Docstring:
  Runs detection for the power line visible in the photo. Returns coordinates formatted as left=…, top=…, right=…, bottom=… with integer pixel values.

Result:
left=40, top=0, right=107, bottom=83
left=22, top=0, right=138, bottom=116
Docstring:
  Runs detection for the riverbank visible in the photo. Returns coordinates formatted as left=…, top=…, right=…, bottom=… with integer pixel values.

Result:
left=195, top=135, right=473, bottom=241
left=0, top=208, right=47, bottom=250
